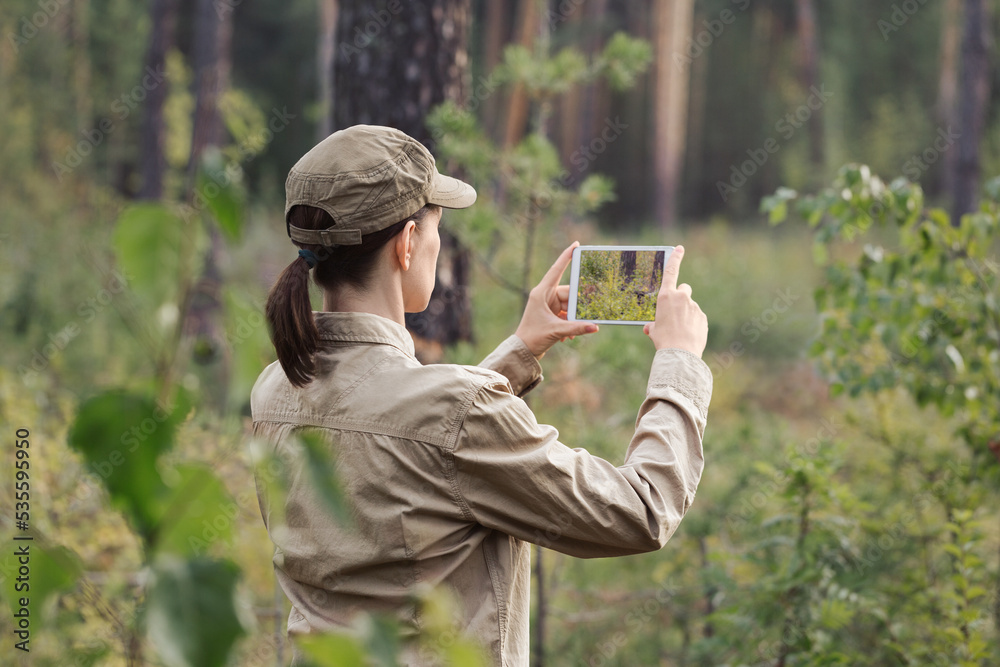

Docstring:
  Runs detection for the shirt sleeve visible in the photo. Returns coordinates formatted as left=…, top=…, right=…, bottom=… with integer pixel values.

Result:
left=477, top=335, right=543, bottom=398
left=452, top=348, right=712, bottom=558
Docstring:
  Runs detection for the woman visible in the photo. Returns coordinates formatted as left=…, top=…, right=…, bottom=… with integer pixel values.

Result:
left=251, top=125, right=711, bottom=666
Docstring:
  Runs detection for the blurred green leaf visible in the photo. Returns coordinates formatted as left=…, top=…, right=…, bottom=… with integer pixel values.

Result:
left=147, top=557, right=248, bottom=667
left=195, top=148, right=245, bottom=242
left=296, top=634, right=367, bottom=667
left=112, top=203, right=190, bottom=307
left=0, top=538, right=82, bottom=621
left=67, top=390, right=179, bottom=541
left=155, top=464, right=235, bottom=558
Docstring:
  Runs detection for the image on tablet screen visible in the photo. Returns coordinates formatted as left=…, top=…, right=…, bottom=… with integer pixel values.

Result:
left=576, top=249, right=666, bottom=322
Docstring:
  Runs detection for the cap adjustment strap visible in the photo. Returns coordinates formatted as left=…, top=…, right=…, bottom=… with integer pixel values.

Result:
left=288, top=224, right=363, bottom=246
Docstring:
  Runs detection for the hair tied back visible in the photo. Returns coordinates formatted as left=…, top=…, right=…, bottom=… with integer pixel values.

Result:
left=298, top=248, right=320, bottom=269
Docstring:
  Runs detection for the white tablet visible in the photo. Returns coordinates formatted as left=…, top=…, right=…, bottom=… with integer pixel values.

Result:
left=567, top=245, right=674, bottom=325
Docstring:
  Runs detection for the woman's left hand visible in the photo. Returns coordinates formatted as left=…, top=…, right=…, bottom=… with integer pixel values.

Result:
left=514, top=242, right=600, bottom=359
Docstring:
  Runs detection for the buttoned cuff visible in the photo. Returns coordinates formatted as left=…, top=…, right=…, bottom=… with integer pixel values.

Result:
left=478, top=335, right=544, bottom=397
left=647, top=348, right=713, bottom=422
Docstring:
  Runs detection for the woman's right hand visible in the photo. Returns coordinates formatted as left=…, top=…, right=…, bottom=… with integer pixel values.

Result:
left=643, top=246, right=708, bottom=357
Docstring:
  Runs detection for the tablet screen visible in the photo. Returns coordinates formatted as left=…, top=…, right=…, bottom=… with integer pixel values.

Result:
left=575, top=249, right=667, bottom=322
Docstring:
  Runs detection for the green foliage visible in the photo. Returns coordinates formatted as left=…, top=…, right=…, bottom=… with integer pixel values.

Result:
left=112, top=203, right=203, bottom=311
left=765, top=165, right=1000, bottom=459
left=0, top=540, right=82, bottom=621
left=762, top=163, right=1000, bottom=664
left=494, top=31, right=651, bottom=97
left=146, top=556, right=248, bottom=667
left=194, top=148, right=246, bottom=242
left=67, top=390, right=182, bottom=540
left=429, top=32, right=649, bottom=302
left=156, top=464, right=237, bottom=558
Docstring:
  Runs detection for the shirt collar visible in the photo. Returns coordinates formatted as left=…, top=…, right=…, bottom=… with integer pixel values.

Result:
left=314, top=311, right=416, bottom=358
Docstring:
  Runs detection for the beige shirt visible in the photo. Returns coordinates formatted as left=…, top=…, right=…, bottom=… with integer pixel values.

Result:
left=250, top=311, right=712, bottom=666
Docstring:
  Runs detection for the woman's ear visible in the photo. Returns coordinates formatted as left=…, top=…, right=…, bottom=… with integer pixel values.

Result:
left=394, top=220, right=417, bottom=271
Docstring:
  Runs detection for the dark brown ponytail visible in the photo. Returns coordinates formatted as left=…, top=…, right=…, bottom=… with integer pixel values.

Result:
left=264, top=204, right=439, bottom=387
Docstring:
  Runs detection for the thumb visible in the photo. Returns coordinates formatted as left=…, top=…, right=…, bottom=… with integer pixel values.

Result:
left=558, top=321, right=599, bottom=338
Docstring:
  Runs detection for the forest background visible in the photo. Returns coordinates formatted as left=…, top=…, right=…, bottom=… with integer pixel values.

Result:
left=1, top=0, right=999, bottom=665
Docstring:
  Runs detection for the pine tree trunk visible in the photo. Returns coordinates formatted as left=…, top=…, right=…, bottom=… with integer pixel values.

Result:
left=952, top=0, right=992, bottom=223
left=938, top=0, right=962, bottom=196
left=652, top=0, right=694, bottom=229
left=138, top=0, right=177, bottom=200
left=332, top=0, right=474, bottom=360
left=317, top=0, right=339, bottom=141
left=503, top=0, right=540, bottom=147
left=332, top=0, right=469, bottom=144
left=187, top=0, right=233, bottom=181
left=481, top=0, right=511, bottom=139
left=184, top=0, right=235, bottom=408
left=794, top=0, right=823, bottom=168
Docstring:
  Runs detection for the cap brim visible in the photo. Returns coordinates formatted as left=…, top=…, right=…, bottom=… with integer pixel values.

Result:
left=428, top=172, right=477, bottom=209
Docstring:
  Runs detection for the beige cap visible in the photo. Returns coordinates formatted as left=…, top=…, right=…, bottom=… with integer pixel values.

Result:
left=284, top=125, right=477, bottom=246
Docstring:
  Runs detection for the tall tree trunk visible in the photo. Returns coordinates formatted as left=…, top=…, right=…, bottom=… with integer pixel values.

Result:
left=481, top=0, right=511, bottom=139
left=952, top=0, right=992, bottom=223
left=794, top=0, right=823, bottom=168
left=184, top=0, right=235, bottom=408
left=186, top=0, right=233, bottom=183
left=332, top=0, right=473, bottom=360
left=555, top=2, right=585, bottom=168
left=317, top=0, right=339, bottom=141
left=576, top=0, right=609, bottom=166
left=503, top=0, right=541, bottom=147
left=138, top=0, right=178, bottom=200
left=685, top=8, right=708, bottom=218
left=938, top=0, right=963, bottom=197
left=652, top=0, right=695, bottom=228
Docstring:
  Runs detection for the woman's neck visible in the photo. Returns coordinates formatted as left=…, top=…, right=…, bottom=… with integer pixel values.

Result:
left=321, top=279, right=405, bottom=326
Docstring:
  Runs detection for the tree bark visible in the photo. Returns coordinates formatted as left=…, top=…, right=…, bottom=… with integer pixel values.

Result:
left=317, top=0, right=339, bottom=141
left=576, top=0, right=609, bottom=165
left=186, top=0, right=234, bottom=182
left=481, top=0, right=511, bottom=139
left=794, top=0, right=823, bottom=168
left=937, top=0, right=962, bottom=196
left=620, top=250, right=637, bottom=284
left=332, top=0, right=469, bottom=145
left=503, top=0, right=541, bottom=147
left=952, top=0, right=992, bottom=223
left=184, top=0, right=235, bottom=408
left=652, top=0, right=694, bottom=229
left=332, top=0, right=474, bottom=359
left=138, top=0, right=178, bottom=200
